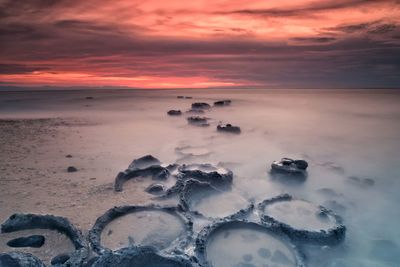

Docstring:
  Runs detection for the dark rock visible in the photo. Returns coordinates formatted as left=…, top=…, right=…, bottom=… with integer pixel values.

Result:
left=270, top=158, right=308, bottom=176
left=177, top=96, right=184, bottom=99
left=0, top=252, right=45, bottom=267
left=191, top=102, right=211, bottom=110
left=186, top=109, right=205, bottom=114
left=67, top=166, right=78, bottom=172
left=187, top=116, right=209, bottom=127
left=65, top=154, right=72, bottom=158
left=294, top=160, right=308, bottom=170
left=214, top=100, right=231, bottom=106
left=7, top=235, right=45, bottom=248
left=128, top=155, right=161, bottom=170
left=51, top=253, right=70, bottom=265
left=85, top=97, right=94, bottom=100
left=145, top=183, right=165, bottom=194
left=167, top=110, right=182, bottom=116
left=217, top=123, right=241, bottom=134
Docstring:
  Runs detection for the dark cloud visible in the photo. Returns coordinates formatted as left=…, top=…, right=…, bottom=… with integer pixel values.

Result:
left=221, top=0, right=398, bottom=18
left=291, top=37, right=337, bottom=43
left=0, top=64, right=49, bottom=74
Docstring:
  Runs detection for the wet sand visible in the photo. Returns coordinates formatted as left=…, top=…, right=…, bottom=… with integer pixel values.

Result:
left=1, top=89, right=400, bottom=266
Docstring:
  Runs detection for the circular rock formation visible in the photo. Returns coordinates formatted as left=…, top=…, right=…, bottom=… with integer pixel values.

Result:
left=217, top=123, right=241, bottom=134
left=195, top=220, right=305, bottom=267
left=258, top=194, right=346, bottom=245
left=180, top=179, right=251, bottom=219
left=1, top=213, right=88, bottom=266
left=114, top=155, right=177, bottom=192
left=89, top=205, right=193, bottom=255
left=91, top=246, right=194, bottom=267
left=0, top=251, right=45, bottom=267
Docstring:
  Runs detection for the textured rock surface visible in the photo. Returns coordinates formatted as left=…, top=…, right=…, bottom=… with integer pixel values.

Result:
left=0, top=252, right=45, bottom=267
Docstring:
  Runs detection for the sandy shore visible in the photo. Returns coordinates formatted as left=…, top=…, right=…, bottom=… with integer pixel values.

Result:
left=1, top=89, right=400, bottom=266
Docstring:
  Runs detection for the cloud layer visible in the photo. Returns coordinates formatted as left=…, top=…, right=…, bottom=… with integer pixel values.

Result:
left=1, top=0, right=399, bottom=88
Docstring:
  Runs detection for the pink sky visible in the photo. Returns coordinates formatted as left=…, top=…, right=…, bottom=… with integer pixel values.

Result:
left=1, top=0, right=399, bottom=88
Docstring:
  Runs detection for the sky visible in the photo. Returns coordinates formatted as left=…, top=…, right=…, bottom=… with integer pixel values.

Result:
left=0, top=0, right=400, bottom=89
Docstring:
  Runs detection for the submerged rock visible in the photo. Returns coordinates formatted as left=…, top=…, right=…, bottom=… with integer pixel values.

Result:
left=217, top=123, right=241, bottom=134
left=0, top=252, right=45, bottom=267
left=6, top=235, right=45, bottom=248
left=270, top=158, right=308, bottom=176
left=214, top=100, right=231, bottom=106
left=187, top=116, right=209, bottom=127
left=167, top=110, right=182, bottom=116
left=191, top=102, right=211, bottom=110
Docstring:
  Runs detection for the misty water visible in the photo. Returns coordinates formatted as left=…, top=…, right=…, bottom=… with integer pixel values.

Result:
left=0, top=89, right=399, bottom=266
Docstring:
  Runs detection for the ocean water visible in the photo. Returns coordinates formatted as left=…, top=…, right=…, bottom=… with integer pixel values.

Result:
left=0, top=89, right=399, bottom=266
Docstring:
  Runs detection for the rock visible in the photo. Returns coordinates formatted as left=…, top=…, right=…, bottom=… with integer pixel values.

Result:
left=66, top=154, right=72, bottom=158
left=114, top=156, right=180, bottom=192
left=191, top=102, right=211, bottom=110
left=67, top=166, right=78, bottom=172
left=0, top=252, right=45, bottom=267
left=85, top=96, right=94, bottom=100
left=270, top=158, right=308, bottom=176
left=128, top=155, right=161, bottom=170
left=145, top=183, right=165, bottom=194
left=167, top=110, right=182, bottom=116
left=6, top=235, right=45, bottom=248
left=186, top=109, right=205, bottom=114
left=214, top=100, right=231, bottom=106
left=177, top=96, right=184, bottom=99
left=217, top=123, right=241, bottom=134
left=187, top=116, right=209, bottom=127
left=294, top=159, right=308, bottom=170
left=51, top=253, right=70, bottom=265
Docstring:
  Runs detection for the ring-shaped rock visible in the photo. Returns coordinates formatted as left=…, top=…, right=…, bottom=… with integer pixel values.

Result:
left=91, top=246, right=195, bottom=267
left=89, top=205, right=193, bottom=255
left=179, top=179, right=254, bottom=220
left=0, top=251, right=45, bottom=267
left=258, top=194, right=346, bottom=245
left=1, top=213, right=88, bottom=266
left=195, top=220, right=306, bottom=267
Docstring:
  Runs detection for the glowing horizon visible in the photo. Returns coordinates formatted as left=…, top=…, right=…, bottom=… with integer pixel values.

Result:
left=1, top=0, right=399, bottom=89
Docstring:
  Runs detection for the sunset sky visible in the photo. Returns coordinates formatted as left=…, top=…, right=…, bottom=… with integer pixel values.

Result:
left=1, top=0, right=399, bottom=89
